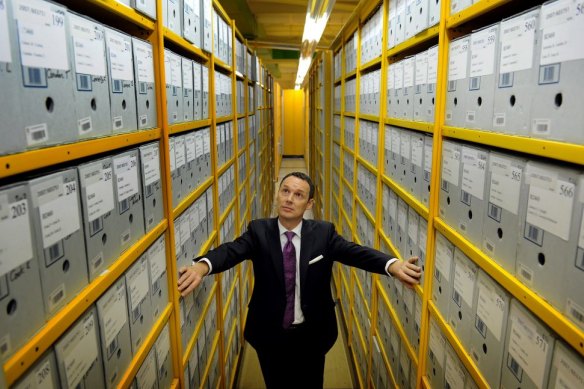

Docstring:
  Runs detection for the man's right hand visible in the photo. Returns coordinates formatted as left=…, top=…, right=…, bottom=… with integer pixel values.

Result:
left=178, top=261, right=210, bottom=297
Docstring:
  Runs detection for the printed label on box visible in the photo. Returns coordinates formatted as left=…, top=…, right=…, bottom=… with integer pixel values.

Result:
left=476, top=276, right=505, bottom=341
left=142, top=146, right=160, bottom=186
left=470, top=26, right=498, bottom=77
left=128, top=259, right=149, bottom=310
left=62, top=314, right=99, bottom=389
left=85, top=167, right=115, bottom=222
left=134, top=40, right=154, bottom=83
left=114, top=155, right=140, bottom=202
left=70, top=16, right=107, bottom=77
left=540, top=0, right=584, bottom=65
left=435, top=236, right=453, bottom=280
left=441, top=142, right=460, bottom=186
left=499, top=15, right=537, bottom=74
left=106, top=30, right=133, bottom=81
left=35, top=179, right=81, bottom=248
left=508, top=308, right=549, bottom=387
left=526, top=179, right=574, bottom=241
left=16, top=0, right=69, bottom=70
left=553, top=343, right=584, bottom=389
left=448, top=38, right=469, bottom=81
left=445, top=352, right=465, bottom=389
left=0, top=0, right=12, bottom=64
left=100, top=283, right=128, bottom=347
left=453, top=253, right=476, bottom=306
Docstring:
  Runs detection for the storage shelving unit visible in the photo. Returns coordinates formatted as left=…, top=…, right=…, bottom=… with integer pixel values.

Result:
left=307, top=0, right=584, bottom=388
left=0, top=0, right=275, bottom=388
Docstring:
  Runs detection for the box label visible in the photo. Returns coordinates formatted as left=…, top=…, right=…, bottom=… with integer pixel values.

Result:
left=508, top=308, right=549, bottom=387
left=134, top=39, right=154, bottom=83
left=470, top=26, right=498, bottom=77
left=476, top=275, right=506, bottom=341
left=553, top=343, right=584, bottom=388
left=461, top=147, right=487, bottom=201
left=100, top=282, right=128, bottom=347
left=0, top=195, right=34, bottom=277
left=527, top=179, right=574, bottom=241
left=85, top=167, right=115, bottom=222
left=453, top=253, right=476, bottom=306
left=15, top=0, right=69, bottom=70
left=448, top=37, right=469, bottom=81
left=70, top=16, right=107, bottom=77
left=106, top=30, right=133, bottom=81
left=441, top=142, right=460, bottom=186
left=62, top=313, right=99, bottom=389
left=435, top=235, right=453, bottom=280
left=445, top=352, right=465, bottom=389
left=415, top=51, right=428, bottom=86
left=0, top=0, right=12, bottom=63
left=499, top=14, right=537, bottom=73
left=128, top=259, right=149, bottom=310
left=114, top=155, right=140, bottom=202
left=141, top=145, right=160, bottom=186
left=540, top=0, right=584, bottom=65
left=489, top=155, right=522, bottom=215
left=35, top=178, right=81, bottom=248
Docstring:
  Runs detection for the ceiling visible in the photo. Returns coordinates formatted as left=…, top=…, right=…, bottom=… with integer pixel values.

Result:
left=220, top=0, right=360, bottom=89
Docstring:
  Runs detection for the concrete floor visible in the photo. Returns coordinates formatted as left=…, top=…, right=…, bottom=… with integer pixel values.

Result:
left=234, top=157, right=353, bottom=389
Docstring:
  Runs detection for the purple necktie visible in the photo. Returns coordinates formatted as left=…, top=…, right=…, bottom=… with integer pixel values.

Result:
left=282, top=231, right=296, bottom=329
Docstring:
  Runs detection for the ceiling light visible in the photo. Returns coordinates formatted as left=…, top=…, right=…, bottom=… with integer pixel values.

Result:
left=294, top=0, right=336, bottom=88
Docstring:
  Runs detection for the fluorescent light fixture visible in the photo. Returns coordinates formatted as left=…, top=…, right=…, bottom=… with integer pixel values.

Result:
left=294, top=0, right=336, bottom=88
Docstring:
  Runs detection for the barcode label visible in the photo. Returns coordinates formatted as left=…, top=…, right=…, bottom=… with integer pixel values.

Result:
left=507, top=354, right=523, bottom=382
left=434, top=269, right=442, bottom=282
left=113, top=79, right=123, bottom=93
left=570, top=305, right=584, bottom=325
left=92, top=254, right=103, bottom=271
left=415, top=85, right=421, bottom=94
left=0, top=337, right=9, bottom=357
left=539, top=64, right=560, bottom=85
left=532, top=119, right=550, bottom=135
left=461, top=190, right=471, bottom=206
left=113, top=116, right=123, bottom=130
left=494, top=114, right=505, bottom=127
left=429, top=350, right=435, bottom=362
left=153, top=278, right=161, bottom=294
left=427, top=84, right=435, bottom=93
left=119, top=198, right=130, bottom=214
left=441, top=179, right=449, bottom=192
left=139, top=82, right=147, bottom=94
left=140, top=115, right=147, bottom=126
left=77, top=74, right=91, bottom=91
left=576, top=248, right=584, bottom=272
left=121, top=230, right=131, bottom=245
left=49, top=285, right=65, bottom=308
left=470, top=77, right=480, bottom=90
left=453, top=290, right=462, bottom=307
left=484, top=239, right=495, bottom=254
left=448, top=80, right=456, bottom=91
left=475, top=316, right=487, bottom=338
left=173, top=86, right=178, bottom=96
left=520, top=266, right=533, bottom=282
left=499, top=72, right=513, bottom=88
left=466, top=111, right=475, bottom=123
left=145, top=183, right=153, bottom=197
left=107, top=337, right=119, bottom=358
left=525, top=223, right=543, bottom=246
left=424, top=170, right=430, bottom=182
left=24, top=67, right=46, bottom=87
left=46, top=241, right=64, bottom=265
left=78, top=117, right=92, bottom=134
left=25, top=123, right=48, bottom=146
left=90, top=217, right=104, bottom=236
left=488, top=203, right=502, bottom=222
left=132, top=304, right=141, bottom=322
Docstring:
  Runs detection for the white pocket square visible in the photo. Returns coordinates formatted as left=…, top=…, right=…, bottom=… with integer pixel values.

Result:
left=308, top=255, right=324, bottom=265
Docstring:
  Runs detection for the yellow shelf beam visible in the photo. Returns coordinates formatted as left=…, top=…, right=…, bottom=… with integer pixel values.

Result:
left=217, top=114, right=235, bottom=124
left=435, top=217, right=584, bottom=356
left=214, top=58, right=233, bottom=74
left=377, top=281, right=419, bottom=367
left=163, top=28, right=210, bottom=62
left=360, top=57, right=382, bottom=73
left=181, top=282, right=218, bottom=366
left=381, top=174, right=430, bottom=220
left=218, top=156, right=236, bottom=176
left=360, top=114, right=381, bottom=122
left=4, top=220, right=167, bottom=384
left=355, top=196, right=376, bottom=225
left=0, top=128, right=160, bottom=180
left=447, top=0, right=513, bottom=29
left=222, top=276, right=239, bottom=320
left=442, top=126, right=584, bottom=165
left=172, top=176, right=214, bottom=219
left=219, top=199, right=236, bottom=227
left=429, top=301, right=490, bottom=388
left=385, top=118, right=434, bottom=133
left=118, top=304, right=173, bottom=388
left=86, top=0, right=156, bottom=30
left=387, top=26, right=440, bottom=58
left=169, top=119, right=212, bottom=135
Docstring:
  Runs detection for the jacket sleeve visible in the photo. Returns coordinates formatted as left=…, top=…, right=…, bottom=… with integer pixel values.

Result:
left=326, top=222, right=393, bottom=275
left=193, top=221, right=257, bottom=274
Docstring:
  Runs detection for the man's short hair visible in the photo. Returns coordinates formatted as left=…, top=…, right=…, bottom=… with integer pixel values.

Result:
left=280, top=172, right=315, bottom=200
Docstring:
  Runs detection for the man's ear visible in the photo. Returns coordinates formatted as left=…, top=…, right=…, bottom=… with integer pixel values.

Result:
left=306, top=198, right=315, bottom=210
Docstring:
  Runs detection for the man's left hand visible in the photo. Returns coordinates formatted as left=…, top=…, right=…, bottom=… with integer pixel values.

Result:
left=388, top=257, right=422, bottom=289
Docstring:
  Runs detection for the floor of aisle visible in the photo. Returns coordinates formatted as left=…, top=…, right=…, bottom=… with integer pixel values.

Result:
left=235, top=157, right=354, bottom=389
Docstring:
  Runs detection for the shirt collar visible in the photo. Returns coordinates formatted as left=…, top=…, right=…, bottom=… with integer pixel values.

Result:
left=278, top=218, right=302, bottom=238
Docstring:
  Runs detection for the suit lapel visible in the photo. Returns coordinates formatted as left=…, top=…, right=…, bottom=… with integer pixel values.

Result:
left=267, top=217, right=285, bottom=290
left=299, top=219, right=314, bottom=298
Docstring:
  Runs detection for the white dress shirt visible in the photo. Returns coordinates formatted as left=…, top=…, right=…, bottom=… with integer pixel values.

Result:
left=278, top=219, right=305, bottom=324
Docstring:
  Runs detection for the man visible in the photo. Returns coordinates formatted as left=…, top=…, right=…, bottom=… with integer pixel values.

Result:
left=178, top=172, right=421, bottom=388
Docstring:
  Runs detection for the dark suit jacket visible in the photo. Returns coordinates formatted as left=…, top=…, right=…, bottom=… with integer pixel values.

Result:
left=196, top=217, right=392, bottom=353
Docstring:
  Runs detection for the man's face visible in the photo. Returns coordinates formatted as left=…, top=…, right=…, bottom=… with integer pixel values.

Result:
left=277, top=175, right=314, bottom=224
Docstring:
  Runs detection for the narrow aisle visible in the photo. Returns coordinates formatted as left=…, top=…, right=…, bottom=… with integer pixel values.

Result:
left=235, top=157, right=354, bottom=389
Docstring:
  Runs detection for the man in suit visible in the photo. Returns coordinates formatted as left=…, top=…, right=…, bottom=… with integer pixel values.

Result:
left=178, top=172, right=421, bottom=388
